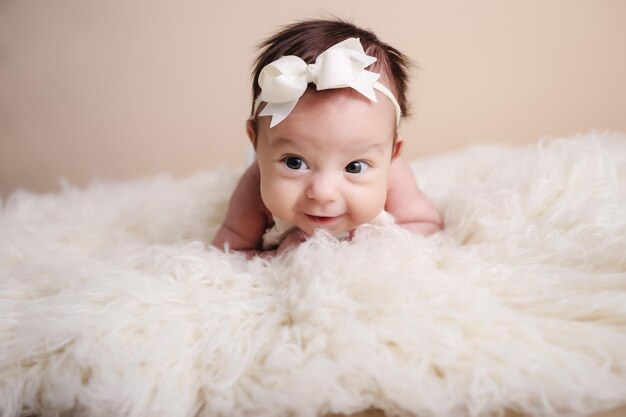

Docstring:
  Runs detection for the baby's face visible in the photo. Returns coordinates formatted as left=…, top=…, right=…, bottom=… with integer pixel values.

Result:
left=253, top=88, right=399, bottom=236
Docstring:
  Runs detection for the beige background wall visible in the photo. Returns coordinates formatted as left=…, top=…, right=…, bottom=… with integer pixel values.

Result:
left=1, top=0, right=625, bottom=196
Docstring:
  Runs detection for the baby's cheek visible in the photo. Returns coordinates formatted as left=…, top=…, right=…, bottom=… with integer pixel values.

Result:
left=258, top=179, right=276, bottom=211
left=260, top=178, right=295, bottom=217
left=353, top=183, right=387, bottom=223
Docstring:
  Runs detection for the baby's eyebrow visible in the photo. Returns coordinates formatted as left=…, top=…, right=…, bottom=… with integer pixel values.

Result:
left=271, top=137, right=297, bottom=147
left=269, top=137, right=307, bottom=152
left=271, top=135, right=386, bottom=156
left=347, top=142, right=385, bottom=155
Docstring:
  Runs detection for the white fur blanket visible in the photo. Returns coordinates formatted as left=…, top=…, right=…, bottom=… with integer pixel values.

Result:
left=1, top=133, right=625, bottom=417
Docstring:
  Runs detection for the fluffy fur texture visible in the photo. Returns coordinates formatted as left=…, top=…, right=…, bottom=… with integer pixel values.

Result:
left=1, top=133, right=625, bottom=417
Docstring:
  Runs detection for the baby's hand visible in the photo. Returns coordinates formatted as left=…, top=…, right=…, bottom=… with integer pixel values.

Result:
left=277, top=228, right=309, bottom=255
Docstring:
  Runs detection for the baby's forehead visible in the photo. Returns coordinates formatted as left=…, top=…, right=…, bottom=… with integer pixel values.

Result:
left=259, top=87, right=397, bottom=149
left=296, top=87, right=396, bottom=120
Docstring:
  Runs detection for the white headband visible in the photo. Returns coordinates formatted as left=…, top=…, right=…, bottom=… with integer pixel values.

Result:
left=252, top=38, right=402, bottom=128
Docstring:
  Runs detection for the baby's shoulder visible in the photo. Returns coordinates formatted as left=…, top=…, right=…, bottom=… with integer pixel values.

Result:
left=387, top=156, right=415, bottom=189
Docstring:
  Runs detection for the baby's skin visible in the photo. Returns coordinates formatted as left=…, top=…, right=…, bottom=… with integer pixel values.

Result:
left=213, top=87, right=443, bottom=257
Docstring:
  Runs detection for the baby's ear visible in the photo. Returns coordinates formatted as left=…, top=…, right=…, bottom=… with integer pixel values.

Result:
left=246, top=119, right=257, bottom=148
left=391, top=138, right=404, bottom=160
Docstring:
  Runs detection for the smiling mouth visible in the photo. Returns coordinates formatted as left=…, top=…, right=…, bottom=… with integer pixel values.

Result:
left=305, top=214, right=338, bottom=224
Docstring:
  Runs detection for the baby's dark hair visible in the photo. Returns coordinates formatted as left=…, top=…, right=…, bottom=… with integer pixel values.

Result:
left=250, top=18, right=413, bottom=120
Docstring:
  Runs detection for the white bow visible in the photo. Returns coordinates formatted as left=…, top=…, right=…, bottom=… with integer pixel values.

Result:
left=254, top=38, right=400, bottom=127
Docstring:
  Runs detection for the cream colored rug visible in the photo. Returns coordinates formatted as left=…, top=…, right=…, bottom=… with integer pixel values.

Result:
left=1, top=132, right=625, bottom=417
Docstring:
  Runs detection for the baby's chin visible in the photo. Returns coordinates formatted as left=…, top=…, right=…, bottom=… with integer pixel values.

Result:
left=295, top=215, right=353, bottom=237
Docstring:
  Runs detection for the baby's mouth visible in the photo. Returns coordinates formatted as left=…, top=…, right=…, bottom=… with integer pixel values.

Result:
left=305, top=214, right=338, bottom=224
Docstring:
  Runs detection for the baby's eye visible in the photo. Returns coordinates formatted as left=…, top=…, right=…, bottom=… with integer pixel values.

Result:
left=282, top=156, right=309, bottom=170
left=345, top=160, right=370, bottom=174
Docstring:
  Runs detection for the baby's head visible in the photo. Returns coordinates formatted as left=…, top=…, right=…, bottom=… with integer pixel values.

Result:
left=249, top=19, right=411, bottom=130
left=247, top=19, right=413, bottom=236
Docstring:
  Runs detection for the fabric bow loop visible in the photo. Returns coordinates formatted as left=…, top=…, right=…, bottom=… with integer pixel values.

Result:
left=258, top=55, right=308, bottom=104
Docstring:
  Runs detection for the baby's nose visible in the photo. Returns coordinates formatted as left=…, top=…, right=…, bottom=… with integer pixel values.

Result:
left=306, top=172, right=340, bottom=203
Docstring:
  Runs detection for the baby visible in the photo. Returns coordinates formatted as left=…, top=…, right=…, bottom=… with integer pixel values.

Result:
left=213, top=19, right=443, bottom=256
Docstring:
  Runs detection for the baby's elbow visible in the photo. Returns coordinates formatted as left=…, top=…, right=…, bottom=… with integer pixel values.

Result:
left=422, top=201, right=444, bottom=232
left=430, top=209, right=444, bottom=231
left=399, top=207, right=444, bottom=236
left=211, top=229, right=228, bottom=251
left=212, top=225, right=260, bottom=253
left=400, top=220, right=442, bottom=236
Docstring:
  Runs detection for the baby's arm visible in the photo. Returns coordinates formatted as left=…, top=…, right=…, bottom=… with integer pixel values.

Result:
left=212, top=162, right=272, bottom=256
left=385, top=157, right=443, bottom=235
